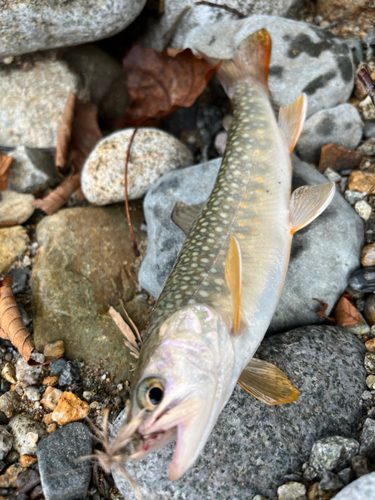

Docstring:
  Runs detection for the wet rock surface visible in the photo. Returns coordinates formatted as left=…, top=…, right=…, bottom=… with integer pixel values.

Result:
left=114, top=326, right=366, bottom=499
left=139, top=155, right=363, bottom=332
left=0, top=226, right=29, bottom=275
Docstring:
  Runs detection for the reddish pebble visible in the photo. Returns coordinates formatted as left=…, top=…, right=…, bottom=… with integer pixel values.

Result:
left=20, top=454, right=38, bottom=468
left=366, top=338, right=375, bottom=352
left=42, top=376, right=59, bottom=387
left=43, top=340, right=65, bottom=359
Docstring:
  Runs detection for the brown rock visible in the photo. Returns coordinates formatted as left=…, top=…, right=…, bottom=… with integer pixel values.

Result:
left=362, top=244, right=375, bottom=267
left=44, top=413, right=54, bottom=426
left=366, top=338, right=375, bottom=352
left=0, top=391, right=21, bottom=418
left=20, top=454, right=38, bottom=467
left=364, top=293, right=375, bottom=325
left=318, top=143, right=363, bottom=173
left=307, top=483, right=319, bottom=500
left=43, top=340, right=65, bottom=359
left=42, top=376, right=59, bottom=387
left=51, top=391, right=90, bottom=425
left=0, top=463, right=25, bottom=487
left=1, top=363, right=17, bottom=384
left=47, top=423, right=57, bottom=434
left=40, top=386, right=63, bottom=411
left=348, top=171, right=375, bottom=192
left=352, top=455, right=372, bottom=477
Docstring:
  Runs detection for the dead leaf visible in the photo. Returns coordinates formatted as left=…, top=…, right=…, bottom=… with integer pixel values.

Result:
left=108, top=306, right=140, bottom=359
left=56, top=91, right=76, bottom=173
left=32, top=172, right=81, bottom=215
left=313, top=298, right=336, bottom=323
left=334, top=295, right=365, bottom=327
left=119, top=46, right=219, bottom=127
left=0, top=155, right=13, bottom=191
left=0, top=277, right=34, bottom=361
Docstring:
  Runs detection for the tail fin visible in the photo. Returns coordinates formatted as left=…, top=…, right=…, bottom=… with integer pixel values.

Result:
left=201, top=29, right=271, bottom=98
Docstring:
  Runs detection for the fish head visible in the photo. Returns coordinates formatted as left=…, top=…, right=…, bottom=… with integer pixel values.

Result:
left=128, top=304, right=235, bottom=480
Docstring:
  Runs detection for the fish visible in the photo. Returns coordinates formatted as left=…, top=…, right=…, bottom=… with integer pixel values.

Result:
left=123, top=29, right=335, bottom=482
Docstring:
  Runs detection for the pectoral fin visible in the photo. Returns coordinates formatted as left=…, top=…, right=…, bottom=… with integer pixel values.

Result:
left=225, top=235, right=242, bottom=333
left=172, top=201, right=205, bottom=235
left=290, top=182, right=335, bottom=234
left=238, top=358, right=300, bottom=405
left=278, top=93, right=307, bottom=153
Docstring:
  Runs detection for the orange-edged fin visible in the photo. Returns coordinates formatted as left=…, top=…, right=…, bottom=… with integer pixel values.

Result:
left=278, top=93, right=307, bottom=153
left=225, top=235, right=242, bottom=332
left=290, top=182, right=335, bottom=234
left=238, top=358, right=300, bottom=405
left=199, top=29, right=271, bottom=98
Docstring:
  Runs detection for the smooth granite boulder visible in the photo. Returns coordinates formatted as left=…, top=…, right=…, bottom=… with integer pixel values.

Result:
left=333, top=472, right=375, bottom=500
left=138, top=155, right=364, bottom=333
left=113, top=326, right=366, bottom=499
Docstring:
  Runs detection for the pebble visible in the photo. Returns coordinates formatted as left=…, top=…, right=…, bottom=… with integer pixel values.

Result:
left=9, top=267, right=31, bottom=295
left=40, top=387, right=63, bottom=411
left=364, top=295, right=375, bottom=325
left=51, top=391, right=90, bottom=425
left=81, top=128, right=194, bottom=205
left=0, top=426, right=13, bottom=460
left=0, top=191, right=35, bottom=226
left=6, top=147, right=61, bottom=194
left=0, top=392, right=21, bottom=418
left=296, top=104, right=362, bottom=164
left=303, top=465, right=318, bottom=482
left=0, top=226, right=29, bottom=274
left=43, top=341, right=65, bottom=360
left=364, top=121, right=375, bottom=139
left=357, top=138, right=375, bottom=156
left=359, top=418, right=375, bottom=458
left=354, top=199, right=372, bottom=220
left=333, top=471, right=375, bottom=499
left=47, top=424, right=57, bottom=435
left=15, top=469, right=40, bottom=494
left=318, top=143, right=363, bottom=173
left=37, top=422, right=92, bottom=500
left=214, top=131, right=227, bottom=156
left=364, top=352, right=375, bottom=374
left=0, top=463, right=24, bottom=488
left=309, top=436, right=359, bottom=475
left=23, top=387, right=41, bottom=402
left=337, top=467, right=353, bottom=486
left=29, top=484, right=43, bottom=499
left=344, top=190, right=363, bottom=205
left=349, top=267, right=375, bottom=292
left=139, top=155, right=363, bottom=333
left=277, top=481, right=306, bottom=500
left=50, top=359, right=67, bottom=376
left=348, top=171, right=375, bottom=192
left=359, top=95, right=375, bottom=121
left=362, top=244, right=375, bottom=267
left=58, top=361, right=80, bottom=387
left=9, top=414, right=46, bottom=456
left=42, top=376, right=59, bottom=387
left=319, top=470, right=344, bottom=491
left=323, top=167, right=342, bottom=183
left=15, top=358, right=42, bottom=389
left=366, top=338, right=375, bottom=351
left=1, top=364, right=16, bottom=385
left=0, top=58, right=79, bottom=148
left=0, top=0, right=146, bottom=58
left=366, top=374, right=375, bottom=389
left=20, top=455, right=37, bottom=468
left=352, top=455, right=371, bottom=478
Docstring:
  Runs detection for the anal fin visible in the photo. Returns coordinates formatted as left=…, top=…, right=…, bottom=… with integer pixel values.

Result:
left=238, top=358, right=300, bottom=405
left=278, top=93, right=307, bottom=153
left=290, top=182, right=335, bottom=234
left=172, top=201, right=205, bottom=235
left=225, top=235, right=242, bottom=333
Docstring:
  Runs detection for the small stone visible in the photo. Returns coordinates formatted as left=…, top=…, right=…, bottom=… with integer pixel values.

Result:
left=359, top=95, right=375, bottom=121
left=277, top=481, right=306, bottom=500
left=366, top=374, right=375, bottom=389
left=0, top=226, right=29, bottom=274
left=58, top=361, right=80, bottom=387
left=43, top=414, right=53, bottom=426
left=319, top=470, right=344, bottom=491
left=50, top=359, right=67, bottom=376
left=1, top=364, right=16, bottom=384
left=303, top=465, right=318, bottom=482
left=47, top=424, right=57, bottom=434
left=43, top=341, right=65, bottom=360
left=351, top=455, right=371, bottom=477
left=252, top=496, right=268, bottom=500
left=29, top=484, right=43, bottom=500
left=365, top=352, right=375, bottom=374
left=324, top=168, right=342, bottom=183
left=357, top=138, right=375, bottom=156
left=363, top=244, right=375, bottom=267
left=40, top=387, right=63, bottom=411
left=9, top=414, right=47, bottom=456
left=349, top=267, right=375, bottom=293
left=15, top=358, right=42, bottom=388
left=14, top=469, right=40, bottom=494
left=23, top=387, right=41, bottom=402
left=348, top=171, right=375, bottom=192
left=20, top=455, right=37, bottom=468
left=344, top=190, right=363, bottom=206
left=309, top=436, right=359, bottom=474
left=9, top=267, right=31, bottom=295
left=0, top=381, right=10, bottom=396
left=337, top=467, right=353, bottom=486
left=359, top=418, right=375, bottom=458
left=0, top=191, right=35, bottom=226
left=214, top=131, right=227, bottom=156
left=14, top=383, right=23, bottom=396
left=318, top=143, right=363, bottom=173
left=0, top=463, right=25, bottom=488
left=366, top=338, right=375, bottom=351
left=364, top=296, right=375, bottom=325
left=81, top=128, right=193, bottom=205
left=42, top=376, right=59, bottom=387
left=0, top=426, right=13, bottom=459
left=82, top=391, right=94, bottom=401
left=51, top=392, right=90, bottom=425
left=0, top=392, right=21, bottom=418
left=5, top=449, right=19, bottom=465
left=354, top=200, right=372, bottom=220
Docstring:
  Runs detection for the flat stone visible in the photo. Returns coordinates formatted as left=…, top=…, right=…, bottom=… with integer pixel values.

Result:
left=296, top=104, right=362, bottom=164
left=0, top=0, right=147, bottom=59
left=359, top=418, right=375, bottom=458
left=0, top=191, right=34, bottom=226
left=362, top=244, right=375, bottom=267
left=0, top=426, right=13, bottom=460
left=6, top=147, right=61, bottom=193
left=81, top=128, right=193, bottom=205
left=183, top=15, right=354, bottom=118
left=51, top=392, right=90, bottom=426
left=277, top=481, right=306, bottom=500
left=333, top=471, right=375, bottom=500
left=9, top=414, right=46, bottom=456
left=0, top=226, right=29, bottom=274
left=318, top=143, right=363, bottom=173
left=355, top=200, right=372, bottom=220
left=31, top=205, right=150, bottom=382
left=0, top=58, right=79, bottom=148
left=309, top=436, right=359, bottom=475
left=139, top=155, right=363, bottom=333
left=349, top=267, right=375, bottom=293
left=37, top=422, right=92, bottom=500
left=348, top=171, right=375, bottom=193
left=114, top=326, right=365, bottom=499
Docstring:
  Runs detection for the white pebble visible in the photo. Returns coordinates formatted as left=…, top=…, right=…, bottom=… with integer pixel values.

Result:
left=355, top=200, right=372, bottom=220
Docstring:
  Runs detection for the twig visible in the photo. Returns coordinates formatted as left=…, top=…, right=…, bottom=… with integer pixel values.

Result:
left=194, top=1, right=246, bottom=18
left=125, top=129, right=140, bottom=257
left=358, top=65, right=375, bottom=106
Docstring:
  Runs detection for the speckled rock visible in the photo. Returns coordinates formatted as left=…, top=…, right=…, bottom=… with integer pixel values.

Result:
left=31, top=205, right=151, bottom=382
left=0, top=58, right=79, bottom=148
left=309, top=436, right=359, bottom=475
left=37, top=422, right=92, bottom=500
left=0, top=0, right=147, bottom=58
left=6, top=147, right=61, bottom=193
left=139, top=155, right=363, bottom=332
left=16, top=357, right=42, bottom=388
left=295, top=104, right=363, bottom=164
left=0, top=226, right=29, bottom=274
left=333, top=471, right=375, bottom=500
left=81, top=128, right=193, bottom=204
left=114, top=326, right=365, bottom=499
left=9, top=414, right=46, bottom=456
left=355, top=200, right=372, bottom=221
left=0, top=391, right=20, bottom=418
left=359, top=418, right=375, bottom=458
left=0, top=191, right=34, bottom=226
left=183, top=15, right=354, bottom=117
left=277, top=481, right=306, bottom=500
left=0, top=426, right=13, bottom=460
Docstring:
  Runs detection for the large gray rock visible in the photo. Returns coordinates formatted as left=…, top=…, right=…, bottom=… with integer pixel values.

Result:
left=113, top=326, right=366, bottom=499
left=296, top=104, right=363, bottom=164
left=138, top=155, right=364, bottom=333
left=0, top=0, right=147, bottom=58
left=183, top=15, right=354, bottom=117
left=333, top=472, right=375, bottom=500
left=140, top=1, right=304, bottom=52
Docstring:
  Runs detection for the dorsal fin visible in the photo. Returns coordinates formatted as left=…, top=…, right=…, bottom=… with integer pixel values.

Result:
left=225, top=235, right=242, bottom=332
left=172, top=201, right=205, bottom=235
left=238, top=358, right=300, bottom=405
left=290, top=182, right=335, bottom=234
left=278, top=93, right=307, bottom=153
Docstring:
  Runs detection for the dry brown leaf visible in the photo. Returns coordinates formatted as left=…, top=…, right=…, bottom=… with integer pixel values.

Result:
left=313, top=298, right=336, bottom=323
left=32, top=172, right=81, bottom=215
left=0, top=277, right=34, bottom=361
left=56, top=91, right=76, bottom=173
left=119, top=46, right=219, bottom=127
left=0, top=155, right=13, bottom=191
left=334, top=295, right=365, bottom=327
left=108, top=306, right=140, bottom=359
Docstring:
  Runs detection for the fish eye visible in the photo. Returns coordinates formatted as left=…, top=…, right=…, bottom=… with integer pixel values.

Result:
left=137, top=377, right=164, bottom=411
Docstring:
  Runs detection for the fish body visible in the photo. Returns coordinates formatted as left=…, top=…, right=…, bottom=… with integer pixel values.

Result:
left=126, top=29, right=335, bottom=481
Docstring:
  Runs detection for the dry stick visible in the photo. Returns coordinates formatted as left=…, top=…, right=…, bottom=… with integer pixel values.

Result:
left=358, top=65, right=375, bottom=106
left=194, top=1, right=246, bottom=18
left=125, top=129, right=140, bottom=257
